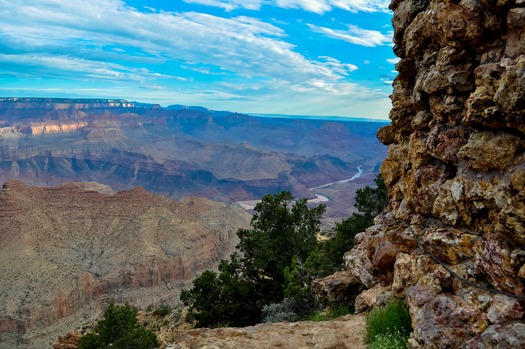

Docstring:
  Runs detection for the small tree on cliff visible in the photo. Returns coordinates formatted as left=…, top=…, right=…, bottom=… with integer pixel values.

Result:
left=181, top=191, right=325, bottom=327
left=78, top=303, right=159, bottom=349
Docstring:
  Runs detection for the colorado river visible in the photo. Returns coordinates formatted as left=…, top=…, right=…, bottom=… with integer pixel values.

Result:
left=236, top=165, right=363, bottom=209
left=310, top=165, right=363, bottom=190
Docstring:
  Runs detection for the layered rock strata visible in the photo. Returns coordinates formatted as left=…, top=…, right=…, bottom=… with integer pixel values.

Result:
left=0, top=180, right=250, bottom=348
left=341, top=0, right=525, bottom=348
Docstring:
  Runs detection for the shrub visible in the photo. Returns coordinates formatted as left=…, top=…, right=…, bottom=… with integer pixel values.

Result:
left=307, top=303, right=352, bottom=321
left=153, top=304, right=171, bottom=317
left=369, top=331, right=409, bottom=349
left=262, top=298, right=300, bottom=323
left=365, top=299, right=412, bottom=348
left=78, top=303, right=159, bottom=349
left=181, top=191, right=325, bottom=327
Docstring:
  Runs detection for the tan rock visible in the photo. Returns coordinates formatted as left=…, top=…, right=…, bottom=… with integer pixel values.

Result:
left=354, top=284, right=392, bottom=313
left=53, top=331, right=82, bottom=349
left=311, top=271, right=361, bottom=305
left=0, top=180, right=251, bottom=348
left=421, top=228, right=478, bottom=265
left=169, top=314, right=367, bottom=349
left=457, top=131, right=522, bottom=172
left=340, top=0, right=525, bottom=347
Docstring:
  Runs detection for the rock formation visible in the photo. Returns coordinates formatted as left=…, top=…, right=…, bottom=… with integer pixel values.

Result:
left=0, top=180, right=251, bottom=348
left=0, top=98, right=387, bottom=225
left=340, top=0, right=525, bottom=347
left=167, top=314, right=366, bottom=349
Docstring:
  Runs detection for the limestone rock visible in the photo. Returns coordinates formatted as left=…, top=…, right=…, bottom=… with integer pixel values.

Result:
left=457, top=131, right=522, bottom=172
left=169, top=314, right=367, bottom=349
left=421, top=228, right=478, bottom=265
left=465, top=322, right=525, bottom=349
left=339, top=0, right=525, bottom=347
left=354, top=284, right=392, bottom=313
left=311, top=271, right=361, bottom=305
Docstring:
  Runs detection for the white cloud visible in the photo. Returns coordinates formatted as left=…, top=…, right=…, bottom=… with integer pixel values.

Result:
left=317, top=56, right=358, bottom=75
left=184, top=0, right=391, bottom=14
left=386, top=57, right=400, bottom=64
left=0, top=1, right=353, bottom=84
left=183, top=0, right=264, bottom=11
left=0, top=0, right=392, bottom=119
left=275, top=0, right=390, bottom=14
left=308, top=24, right=391, bottom=47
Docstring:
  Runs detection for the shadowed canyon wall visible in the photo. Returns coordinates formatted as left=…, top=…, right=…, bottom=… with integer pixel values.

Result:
left=0, top=180, right=251, bottom=348
left=343, top=0, right=525, bottom=347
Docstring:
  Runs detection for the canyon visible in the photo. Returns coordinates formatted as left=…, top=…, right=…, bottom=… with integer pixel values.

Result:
left=0, top=180, right=251, bottom=348
left=0, top=98, right=388, bottom=226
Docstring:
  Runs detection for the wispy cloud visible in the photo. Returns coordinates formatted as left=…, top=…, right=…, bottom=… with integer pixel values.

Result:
left=183, top=0, right=264, bottom=11
left=0, top=0, right=393, bottom=119
left=386, top=57, right=400, bottom=64
left=274, top=0, right=390, bottom=14
left=0, top=1, right=355, bottom=84
left=184, top=0, right=391, bottom=14
left=308, top=24, right=391, bottom=47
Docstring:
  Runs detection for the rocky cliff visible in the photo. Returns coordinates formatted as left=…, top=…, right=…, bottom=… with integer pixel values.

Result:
left=0, top=180, right=251, bottom=348
left=340, top=0, right=525, bottom=347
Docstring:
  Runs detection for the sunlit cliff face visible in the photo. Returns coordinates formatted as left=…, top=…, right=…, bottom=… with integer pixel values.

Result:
left=29, top=121, right=89, bottom=135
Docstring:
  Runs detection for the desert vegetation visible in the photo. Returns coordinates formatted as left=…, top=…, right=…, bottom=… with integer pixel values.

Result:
left=181, top=175, right=387, bottom=327
left=78, top=303, right=159, bottom=349
left=365, top=299, right=412, bottom=349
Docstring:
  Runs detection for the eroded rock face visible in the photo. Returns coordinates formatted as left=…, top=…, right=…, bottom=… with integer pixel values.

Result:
left=0, top=180, right=251, bottom=348
left=344, top=0, right=525, bottom=347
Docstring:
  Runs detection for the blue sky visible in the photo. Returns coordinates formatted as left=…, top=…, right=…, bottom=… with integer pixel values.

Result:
left=0, top=0, right=397, bottom=120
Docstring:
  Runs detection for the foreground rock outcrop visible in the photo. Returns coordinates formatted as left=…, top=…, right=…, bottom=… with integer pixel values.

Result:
left=168, top=314, right=366, bottom=349
left=340, top=0, right=525, bottom=348
left=0, top=180, right=250, bottom=348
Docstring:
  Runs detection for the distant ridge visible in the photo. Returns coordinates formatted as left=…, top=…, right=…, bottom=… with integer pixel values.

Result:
left=248, top=113, right=391, bottom=123
left=0, top=96, right=387, bottom=225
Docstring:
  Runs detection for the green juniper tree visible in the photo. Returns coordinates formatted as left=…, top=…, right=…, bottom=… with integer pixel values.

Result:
left=181, top=191, right=325, bottom=327
left=78, top=303, right=159, bottom=349
left=182, top=176, right=388, bottom=327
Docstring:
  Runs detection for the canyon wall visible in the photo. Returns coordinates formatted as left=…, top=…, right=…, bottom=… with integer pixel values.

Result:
left=0, top=180, right=251, bottom=348
left=0, top=98, right=135, bottom=110
left=344, top=0, right=525, bottom=347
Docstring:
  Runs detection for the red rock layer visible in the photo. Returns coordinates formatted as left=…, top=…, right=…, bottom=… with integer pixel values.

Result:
left=0, top=180, right=250, bottom=348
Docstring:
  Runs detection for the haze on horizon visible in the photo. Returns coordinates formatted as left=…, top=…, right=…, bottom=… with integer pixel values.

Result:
left=0, top=0, right=397, bottom=120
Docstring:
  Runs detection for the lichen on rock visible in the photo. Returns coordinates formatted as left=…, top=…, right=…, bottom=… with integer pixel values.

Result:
left=339, top=0, right=525, bottom=347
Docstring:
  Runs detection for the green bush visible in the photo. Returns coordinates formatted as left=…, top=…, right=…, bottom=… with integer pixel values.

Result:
left=153, top=304, right=171, bottom=317
left=307, top=303, right=352, bottom=321
left=365, top=299, right=412, bottom=348
left=181, top=191, right=325, bottom=327
left=262, top=298, right=301, bottom=323
left=181, top=176, right=388, bottom=329
left=78, top=303, right=159, bottom=349
left=369, top=331, right=409, bottom=349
